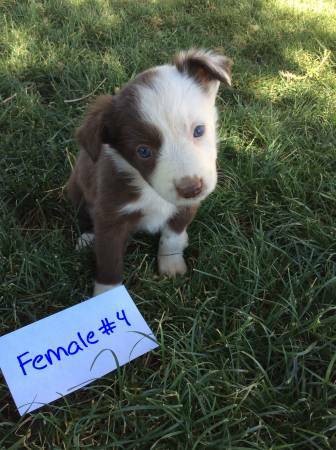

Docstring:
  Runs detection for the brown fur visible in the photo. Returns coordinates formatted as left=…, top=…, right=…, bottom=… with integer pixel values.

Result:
left=168, top=206, right=198, bottom=234
left=76, top=95, right=114, bottom=162
left=174, top=49, right=232, bottom=88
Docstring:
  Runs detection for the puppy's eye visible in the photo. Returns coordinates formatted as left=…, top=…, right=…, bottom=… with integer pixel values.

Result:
left=193, top=125, right=205, bottom=138
left=137, top=146, right=152, bottom=159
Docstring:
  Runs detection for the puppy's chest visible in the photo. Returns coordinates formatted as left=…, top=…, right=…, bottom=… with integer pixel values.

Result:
left=121, top=185, right=177, bottom=233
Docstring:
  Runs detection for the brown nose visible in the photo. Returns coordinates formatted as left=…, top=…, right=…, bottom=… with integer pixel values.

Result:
left=175, top=176, right=203, bottom=199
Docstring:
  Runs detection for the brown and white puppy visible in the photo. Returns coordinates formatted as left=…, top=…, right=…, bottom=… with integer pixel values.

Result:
left=67, top=49, right=232, bottom=296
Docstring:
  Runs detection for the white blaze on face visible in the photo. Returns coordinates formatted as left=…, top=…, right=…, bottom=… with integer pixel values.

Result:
left=137, top=65, right=219, bottom=206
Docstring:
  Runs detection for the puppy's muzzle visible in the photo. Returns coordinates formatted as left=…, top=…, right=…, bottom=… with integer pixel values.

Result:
left=175, top=176, right=203, bottom=199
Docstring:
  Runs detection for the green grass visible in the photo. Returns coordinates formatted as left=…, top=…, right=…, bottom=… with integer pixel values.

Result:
left=1, top=0, right=336, bottom=447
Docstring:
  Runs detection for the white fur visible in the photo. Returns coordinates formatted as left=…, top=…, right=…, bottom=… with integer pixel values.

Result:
left=158, top=227, right=188, bottom=276
left=158, top=254, right=187, bottom=277
left=137, top=64, right=218, bottom=206
left=128, top=185, right=177, bottom=233
left=105, top=146, right=177, bottom=233
left=76, top=232, right=94, bottom=250
left=94, top=282, right=120, bottom=297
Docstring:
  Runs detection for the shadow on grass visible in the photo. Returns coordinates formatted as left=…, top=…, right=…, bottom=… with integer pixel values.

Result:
left=1, top=0, right=335, bottom=95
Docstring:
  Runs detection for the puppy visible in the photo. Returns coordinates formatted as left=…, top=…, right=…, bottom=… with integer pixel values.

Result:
left=67, top=49, right=232, bottom=296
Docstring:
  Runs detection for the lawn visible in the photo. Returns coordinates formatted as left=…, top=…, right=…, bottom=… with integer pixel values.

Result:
left=1, top=0, right=336, bottom=448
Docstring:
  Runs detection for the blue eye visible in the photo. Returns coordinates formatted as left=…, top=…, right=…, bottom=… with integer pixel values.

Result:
left=193, top=125, right=205, bottom=138
left=137, top=146, right=152, bottom=159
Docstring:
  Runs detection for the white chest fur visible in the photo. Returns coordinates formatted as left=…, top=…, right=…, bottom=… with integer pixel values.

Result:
left=105, top=146, right=177, bottom=233
left=120, top=183, right=177, bottom=234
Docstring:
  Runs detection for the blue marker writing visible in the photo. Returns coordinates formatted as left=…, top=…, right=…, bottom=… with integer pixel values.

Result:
left=17, top=330, right=99, bottom=376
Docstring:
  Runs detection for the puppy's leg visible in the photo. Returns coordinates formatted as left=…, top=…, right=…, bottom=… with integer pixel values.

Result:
left=94, top=224, right=127, bottom=296
left=93, top=216, right=139, bottom=296
left=66, top=171, right=83, bottom=207
left=158, top=206, right=198, bottom=277
left=76, top=205, right=94, bottom=249
left=158, top=227, right=188, bottom=276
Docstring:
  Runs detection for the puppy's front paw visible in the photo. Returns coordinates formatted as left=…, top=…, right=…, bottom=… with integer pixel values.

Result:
left=76, top=232, right=95, bottom=250
left=158, top=254, right=187, bottom=277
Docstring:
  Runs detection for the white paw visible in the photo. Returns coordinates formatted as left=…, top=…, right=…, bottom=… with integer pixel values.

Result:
left=76, top=232, right=94, bottom=250
left=93, top=282, right=120, bottom=297
left=158, top=254, right=187, bottom=277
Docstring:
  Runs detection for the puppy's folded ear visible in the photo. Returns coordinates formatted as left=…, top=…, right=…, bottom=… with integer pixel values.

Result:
left=76, top=95, right=113, bottom=162
left=173, top=48, right=232, bottom=91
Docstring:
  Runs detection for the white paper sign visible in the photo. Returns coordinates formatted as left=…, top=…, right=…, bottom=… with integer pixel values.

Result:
left=0, top=286, right=158, bottom=415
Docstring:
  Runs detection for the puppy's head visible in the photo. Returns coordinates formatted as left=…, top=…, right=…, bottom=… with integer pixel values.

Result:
left=77, top=49, right=232, bottom=206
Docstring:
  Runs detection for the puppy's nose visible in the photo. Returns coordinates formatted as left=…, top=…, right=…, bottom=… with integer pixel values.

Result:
left=175, top=176, right=203, bottom=199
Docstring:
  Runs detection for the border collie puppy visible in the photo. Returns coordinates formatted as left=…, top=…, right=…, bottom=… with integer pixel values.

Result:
left=67, top=49, right=232, bottom=296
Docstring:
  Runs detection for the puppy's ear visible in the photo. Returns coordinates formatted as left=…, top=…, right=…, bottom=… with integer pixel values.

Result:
left=76, top=95, right=113, bottom=162
left=173, top=49, right=232, bottom=92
